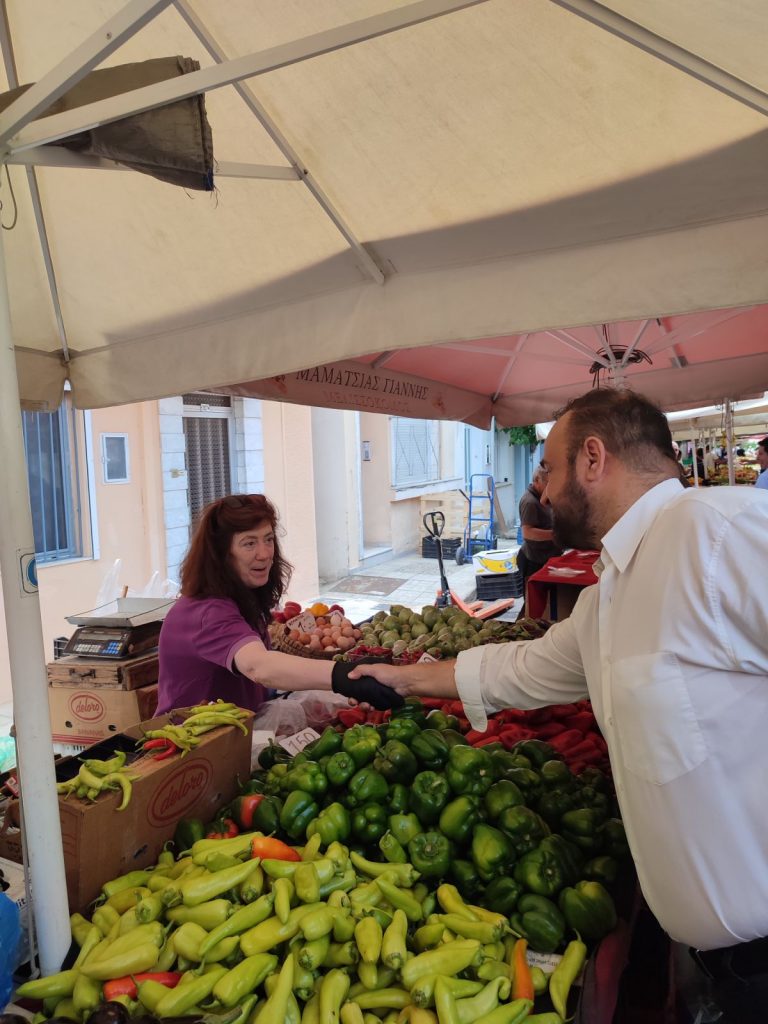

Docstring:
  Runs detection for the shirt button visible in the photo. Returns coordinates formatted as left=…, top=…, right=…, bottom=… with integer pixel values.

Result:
left=607, top=717, right=614, bottom=726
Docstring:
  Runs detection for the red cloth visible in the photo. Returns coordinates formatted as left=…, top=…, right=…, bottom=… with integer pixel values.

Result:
left=526, top=550, right=599, bottom=618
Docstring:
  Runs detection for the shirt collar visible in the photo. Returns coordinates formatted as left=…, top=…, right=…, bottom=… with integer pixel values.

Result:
left=600, top=478, right=684, bottom=574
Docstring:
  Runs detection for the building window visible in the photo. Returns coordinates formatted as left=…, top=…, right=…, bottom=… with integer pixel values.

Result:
left=22, top=404, right=83, bottom=562
left=391, top=418, right=440, bottom=488
left=183, top=394, right=234, bottom=523
left=101, top=433, right=130, bottom=483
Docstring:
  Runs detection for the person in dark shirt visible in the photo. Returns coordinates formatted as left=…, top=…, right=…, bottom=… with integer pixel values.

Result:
left=517, top=465, right=562, bottom=614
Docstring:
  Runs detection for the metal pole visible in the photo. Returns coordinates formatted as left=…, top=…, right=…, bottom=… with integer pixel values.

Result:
left=691, top=432, right=699, bottom=486
left=0, top=231, right=70, bottom=973
left=725, top=398, right=735, bottom=486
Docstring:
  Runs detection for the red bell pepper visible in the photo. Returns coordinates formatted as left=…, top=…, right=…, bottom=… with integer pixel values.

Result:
left=531, top=722, right=567, bottom=740
left=337, top=708, right=367, bottom=728
left=562, top=711, right=597, bottom=733
left=230, top=793, right=264, bottom=831
left=205, top=817, right=239, bottom=840
left=103, top=972, right=182, bottom=1002
left=547, top=729, right=585, bottom=752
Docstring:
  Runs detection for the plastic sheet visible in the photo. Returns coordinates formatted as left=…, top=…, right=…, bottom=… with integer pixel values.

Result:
left=285, top=690, right=350, bottom=731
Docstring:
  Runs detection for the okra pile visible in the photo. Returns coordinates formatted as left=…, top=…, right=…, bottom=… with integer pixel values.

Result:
left=15, top=830, right=584, bottom=1023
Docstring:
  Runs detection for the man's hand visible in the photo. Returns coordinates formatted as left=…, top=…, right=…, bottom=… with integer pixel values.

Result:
left=347, top=659, right=459, bottom=701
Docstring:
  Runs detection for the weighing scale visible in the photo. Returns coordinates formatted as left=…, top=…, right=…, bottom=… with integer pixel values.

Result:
left=63, top=598, right=175, bottom=660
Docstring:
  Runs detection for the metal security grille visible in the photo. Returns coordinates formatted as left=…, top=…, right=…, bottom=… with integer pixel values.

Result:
left=392, top=418, right=440, bottom=487
left=184, top=416, right=231, bottom=521
left=22, top=406, right=80, bottom=561
left=181, top=392, right=231, bottom=408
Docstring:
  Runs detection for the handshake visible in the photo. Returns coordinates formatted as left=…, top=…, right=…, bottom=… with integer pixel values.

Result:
left=331, top=659, right=403, bottom=710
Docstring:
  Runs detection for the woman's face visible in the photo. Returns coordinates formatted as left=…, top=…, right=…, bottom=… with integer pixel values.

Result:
left=229, top=520, right=275, bottom=589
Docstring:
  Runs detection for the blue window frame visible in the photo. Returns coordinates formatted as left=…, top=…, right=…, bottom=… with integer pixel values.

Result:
left=22, top=405, right=81, bottom=562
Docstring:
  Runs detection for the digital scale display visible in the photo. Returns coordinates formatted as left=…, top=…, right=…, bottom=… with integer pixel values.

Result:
left=63, top=622, right=162, bottom=659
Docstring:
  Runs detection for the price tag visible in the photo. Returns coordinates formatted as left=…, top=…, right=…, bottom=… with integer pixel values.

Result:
left=278, top=728, right=321, bottom=756
left=287, top=612, right=316, bottom=634
left=417, top=652, right=439, bottom=663
left=526, top=949, right=585, bottom=985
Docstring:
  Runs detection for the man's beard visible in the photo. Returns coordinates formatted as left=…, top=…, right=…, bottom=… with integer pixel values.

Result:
left=551, top=475, right=600, bottom=551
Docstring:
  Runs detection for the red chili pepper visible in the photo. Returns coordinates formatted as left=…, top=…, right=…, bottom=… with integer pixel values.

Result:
left=103, top=972, right=182, bottom=1001
left=143, top=737, right=172, bottom=751
left=530, top=722, right=567, bottom=740
left=473, top=735, right=507, bottom=747
left=153, top=741, right=180, bottom=761
left=251, top=836, right=301, bottom=861
left=206, top=817, right=239, bottom=840
left=563, top=711, right=597, bottom=733
left=498, top=727, right=535, bottom=749
left=547, top=729, right=586, bottom=752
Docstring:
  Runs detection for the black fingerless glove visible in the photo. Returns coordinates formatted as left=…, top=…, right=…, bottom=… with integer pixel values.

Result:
left=331, top=659, right=404, bottom=710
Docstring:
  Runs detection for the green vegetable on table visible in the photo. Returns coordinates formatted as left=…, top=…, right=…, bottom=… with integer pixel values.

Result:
left=325, top=750, right=357, bottom=787
left=352, top=802, right=390, bottom=844
left=445, top=744, right=496, bottom=796
left=342, top=724, right=382, bottom=767
left=279, top=790, right=320, bottom=840
left=510, top=894, right=566, bottom=953
left=439, top=795, right=482, bottom=845
left=408, top=831, right=452, bottom=878
left=514, top=844, right=566, bottom=897
left=471, top=823, right=514, bottom=882
left=306, top=802, right=351, bottom=846
left=281, top=761, right=329, bottom=798
left=373, top=740, right=419, bottom=784
left=410, top=770, right=450, bottom=825
left=498, top=805, right=550, bottom=855
left=344, top=767, right=389, bottom=808
left=558, top=880, right=618, bottom=940
left=410, top=729, right=450, bottom=770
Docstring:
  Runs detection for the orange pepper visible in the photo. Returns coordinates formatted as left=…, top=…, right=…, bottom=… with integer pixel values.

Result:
left=512, top=938, right=534, bottom=1001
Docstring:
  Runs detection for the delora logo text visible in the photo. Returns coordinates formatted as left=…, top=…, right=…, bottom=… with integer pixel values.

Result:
left=149, top=759, right=212, bottom=826
left=70, top=691, right=105, bottom=722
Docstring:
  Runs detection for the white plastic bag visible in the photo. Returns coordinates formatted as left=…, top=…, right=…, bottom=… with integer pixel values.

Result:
left=252, top=698, right=307, bottom=738
left=285, top=690, right=350, bottom=731
left=94, top=558, right=123, bottom=607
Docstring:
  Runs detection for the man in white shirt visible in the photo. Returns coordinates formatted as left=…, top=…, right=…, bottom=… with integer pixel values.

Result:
left=703, top=444, right=717, bottom=480
left=755, top=436, right=768, bottom=490
left=353, top=388, right=768, bottom=1023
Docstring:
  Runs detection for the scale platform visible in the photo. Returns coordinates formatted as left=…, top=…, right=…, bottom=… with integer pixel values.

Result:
left=63, top=598, right=175, bottom=659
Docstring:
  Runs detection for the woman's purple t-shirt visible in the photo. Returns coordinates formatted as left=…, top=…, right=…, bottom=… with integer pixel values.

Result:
left=157, top=596, right=269, bottom=714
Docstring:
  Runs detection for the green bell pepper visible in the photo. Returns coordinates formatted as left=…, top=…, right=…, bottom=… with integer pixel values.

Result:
left=441, top=728, right=470, bottom=749
left=510, top=894, right=566, bottom=954
left=326, top=751, right=357, bottom=788
left=173, top=817, right=206, bottom=852
left=445, top=745, right=495, bottom=796
left=514, top=845, right=565, bottom=897
left=386, top=718, right=422, bottom=743
left=582, top=855, right=619, bottom=886
left=281, top=762, right=329, bottom=798
left=512, top=739, right=557, bottom=768
left=389, top=697, right=427, bottom=726
left=576, top=785, right=611, bottom=817
left=539, top=759, right=574, bottom=789
left=536, top=788, right=579, bottom=829
left=342, top=725, right=382, bottom=768
left=501, top=767, right=542, bottom=802
left=577, top=766, right=611, bottom=793
left=489, top=750, right=529, bottom=775
left=306, top=801, right=351, bottom=846
left=538, top=834, right=584, bottom=886
left=560, top=808, right=606, bottom=852
left=498, top=805, right=550, bottom=855
left=558, top=880, right=617, bottom=940
left=450, top=858, right=483, bottom=900
left=600, top=818, right=630, bottom=859
left=250, top=794, right=282, bottom=836
left=410, top=729, right=450, bottom=771
left=471, top=823, right=514, bottom=882
left=265, top=763, right=289, bottom=793
left=305, top=726, right=342, bottom=760
left=482, top=876, right=522, bottom=917
left=439, top=795, right=482, bottom=845
left=410, top=771, right=450, bottom=825
left=484, top=780, right=525, bottom=821
left=425, top=710, right=459, bottom=731
left=258, top=739, right=292, bottom=769
left=388, top=784, right=410, bottom=815
left=279, top=790, right=320, bottom=840
left=388, top=813, right=422, bottom=847
left=373, top=740, right=419, bottom=784
left=352, top=802, right=389, bottom=844
left=344, top=767, right=389, bottom=808
left=408, top=831, right=452, bottom=878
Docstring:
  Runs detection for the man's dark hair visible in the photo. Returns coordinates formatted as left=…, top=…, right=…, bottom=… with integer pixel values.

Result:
left=759, top=437, right=768, bottom=455
left=554, top=388, right=677, bottom=474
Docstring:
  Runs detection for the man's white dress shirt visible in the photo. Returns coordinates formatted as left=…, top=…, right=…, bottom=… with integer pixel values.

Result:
left=455, top=479, right=768, bottom=949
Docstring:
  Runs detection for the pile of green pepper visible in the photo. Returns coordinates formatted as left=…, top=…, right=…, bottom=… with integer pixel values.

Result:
left=217, top=700, right=628, bottom=956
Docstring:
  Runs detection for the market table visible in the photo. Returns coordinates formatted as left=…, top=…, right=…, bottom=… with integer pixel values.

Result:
left=527, top=549, right=600, bottom=620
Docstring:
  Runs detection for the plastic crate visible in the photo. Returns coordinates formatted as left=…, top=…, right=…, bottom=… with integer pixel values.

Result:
left=421, top=536, right=461, bottom=559
left=475, top=571, right=523, bottom=600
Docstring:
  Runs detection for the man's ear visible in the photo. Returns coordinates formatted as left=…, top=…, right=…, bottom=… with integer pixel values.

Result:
left=582, top=435, right=607, bottom=481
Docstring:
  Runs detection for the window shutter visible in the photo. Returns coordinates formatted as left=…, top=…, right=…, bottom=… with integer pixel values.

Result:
left=392, top=418, right=439, bottom=487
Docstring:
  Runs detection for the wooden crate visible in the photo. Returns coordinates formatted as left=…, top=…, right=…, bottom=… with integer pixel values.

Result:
left=47, top=651, right=159, bottom=691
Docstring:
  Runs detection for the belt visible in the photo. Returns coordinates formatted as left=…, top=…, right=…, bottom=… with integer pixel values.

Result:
left=690, top=936, right=768, bottom=983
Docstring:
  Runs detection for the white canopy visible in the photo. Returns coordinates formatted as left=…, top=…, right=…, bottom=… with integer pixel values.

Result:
left=4, top=0, right=768, bottom=414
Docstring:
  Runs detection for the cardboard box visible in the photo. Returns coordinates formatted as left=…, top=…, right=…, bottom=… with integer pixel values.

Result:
left=48, top=683, right=159, bottom=744
left=6, top=710, right=253, bottom=912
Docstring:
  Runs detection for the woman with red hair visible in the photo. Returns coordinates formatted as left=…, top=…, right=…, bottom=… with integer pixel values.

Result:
left=157, top=494, right=398, bottom=713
